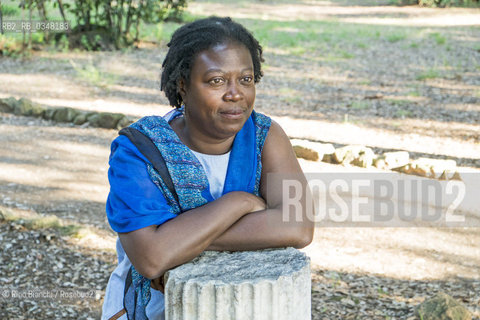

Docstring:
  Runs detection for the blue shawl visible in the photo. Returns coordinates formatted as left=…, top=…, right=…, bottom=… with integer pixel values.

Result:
left=123, top=110, right=271, bottom=319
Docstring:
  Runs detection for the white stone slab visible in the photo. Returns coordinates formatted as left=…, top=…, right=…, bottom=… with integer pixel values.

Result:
left=164, top=248, right=311, bottom=320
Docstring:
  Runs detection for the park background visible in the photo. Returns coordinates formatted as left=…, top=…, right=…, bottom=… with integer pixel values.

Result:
left=0, top=0, right=479, bottom=319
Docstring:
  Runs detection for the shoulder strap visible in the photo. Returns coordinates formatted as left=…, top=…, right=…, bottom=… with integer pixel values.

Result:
left=119, top=127, right=179, bottom=204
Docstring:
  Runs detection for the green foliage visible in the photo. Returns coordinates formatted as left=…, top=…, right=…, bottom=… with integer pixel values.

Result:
left=1, top=4, right=20, bottom=16
left=387, top=99, right=410, bottom=106
left=63, top=0, right=188, bottom=49
left=80, top=34, right=92, bottom=51
left=430, top=32, right=446, bottom=45
left=407, top=90, right=421, bottom=97
left=0, top=34, right=23, bottom=57
left=0, top=0, right=189, bottom=52
left=58, top=33, right=69, bottom=51
left=387, top=33, right=407, bottom=43
left=70, top=60, right=117, bottom=88
left=351, top=101, right=369, bottom=110
left=395, top=109, right=414, bottom=118
left=416, top=68, right=441, bottom=80
left=31, top=32, right=45, bottom=44
left=279, top=87, right=302, bottom=104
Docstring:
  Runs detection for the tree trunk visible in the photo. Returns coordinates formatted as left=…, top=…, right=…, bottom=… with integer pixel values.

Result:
left=21, top=1, right=26, bottom=50
left=116, top=0, right=125, bottom=48
left=86, top=5, right=91, bottom=30
left=124, top=0, right=133, bottom=38
left=27, top=0, right=32, bottom=50
left=56, top=0, right=67, bottom=24
left=37, top=0, right=49, bottom=41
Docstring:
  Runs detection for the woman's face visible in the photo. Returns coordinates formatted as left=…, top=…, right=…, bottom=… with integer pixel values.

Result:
left=180, top=41, right=256, bottom=141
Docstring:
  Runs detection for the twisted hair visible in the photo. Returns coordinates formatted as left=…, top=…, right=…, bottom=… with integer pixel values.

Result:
left=160, top=16, right=264, bottom=108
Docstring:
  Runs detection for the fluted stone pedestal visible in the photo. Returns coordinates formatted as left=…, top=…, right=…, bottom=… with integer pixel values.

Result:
left=164, top=247, right=311, bottom=320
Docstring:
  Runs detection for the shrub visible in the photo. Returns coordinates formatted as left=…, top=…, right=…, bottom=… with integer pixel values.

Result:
left=63, top=0, right=189, bottom=49
left=0, top=0, right=189, bottom=52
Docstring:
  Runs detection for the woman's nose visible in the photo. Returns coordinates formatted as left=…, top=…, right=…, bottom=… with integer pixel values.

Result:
left=223, top=82, right=242, bottom=102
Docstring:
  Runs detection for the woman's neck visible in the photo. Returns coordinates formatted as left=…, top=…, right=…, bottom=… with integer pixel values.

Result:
left=170, top=117, right=234, bottom=155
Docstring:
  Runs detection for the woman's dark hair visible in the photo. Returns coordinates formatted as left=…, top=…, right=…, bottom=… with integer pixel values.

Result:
left=161, top=16, right=264, bottom=108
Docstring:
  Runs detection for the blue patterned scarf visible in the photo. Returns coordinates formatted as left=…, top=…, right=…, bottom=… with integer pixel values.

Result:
left=123, top=110, right=271, bottom=319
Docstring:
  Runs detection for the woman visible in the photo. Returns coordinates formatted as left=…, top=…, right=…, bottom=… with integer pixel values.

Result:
left=102, top=16, right=314, bottom=320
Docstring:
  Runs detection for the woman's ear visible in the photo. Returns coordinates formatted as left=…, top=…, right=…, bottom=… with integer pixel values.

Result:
left=178, top=78, right=187, bottom=101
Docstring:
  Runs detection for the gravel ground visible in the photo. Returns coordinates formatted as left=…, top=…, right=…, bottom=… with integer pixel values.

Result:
left=1, top=0, right=479, bottom=319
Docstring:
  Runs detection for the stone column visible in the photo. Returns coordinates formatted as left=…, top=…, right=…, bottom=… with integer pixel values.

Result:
left=164, top=247, right=311, bottom=320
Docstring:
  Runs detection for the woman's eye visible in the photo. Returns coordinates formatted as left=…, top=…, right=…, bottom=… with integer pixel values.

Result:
left=242, top=76, right=253, bottom=83
left=209, top=78, right=224, bottom=85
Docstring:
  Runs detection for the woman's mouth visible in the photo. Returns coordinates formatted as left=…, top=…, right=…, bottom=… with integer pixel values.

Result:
left=219, top=108, right=244, bottom=120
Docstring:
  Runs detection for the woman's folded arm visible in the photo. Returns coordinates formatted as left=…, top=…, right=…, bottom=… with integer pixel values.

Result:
left=207, top=121, right=315, bottom=251
left=119, top=191, right=265, bottom=279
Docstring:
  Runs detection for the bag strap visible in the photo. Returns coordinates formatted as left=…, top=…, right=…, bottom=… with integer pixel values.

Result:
left=119, top=127, right=179, bottom=204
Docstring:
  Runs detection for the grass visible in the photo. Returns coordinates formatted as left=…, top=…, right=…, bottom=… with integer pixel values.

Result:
left=356, top=42, right=368, bottom=49
left=0, top=207, right=82, bottom=236
left=351, top=101, right=370, bottom=110
left=409, top=42, right=420, bottom=49
left=137, top=11, right=203, bottom=43
left=69, top=60, right=117, bottom=88
left=386, top=99, right=410, bottom=106
left=407, top=90, right=421, bottom=97
left=416, top=68, right=441, bottom=81
left=430, top=32, right=447, bottom=45
left=395, top=109, right=414, bottom=118
left=279, top=87, right=302, bottom=104
left=387, top=33, right=407, bottom=43
left=358, top=79, right=372, bottom=86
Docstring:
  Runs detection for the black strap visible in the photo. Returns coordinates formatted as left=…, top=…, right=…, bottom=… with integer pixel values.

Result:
left=119, top=127, right=179, bottom=205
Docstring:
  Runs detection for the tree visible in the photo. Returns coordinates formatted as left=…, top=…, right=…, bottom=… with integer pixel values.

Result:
left=65, top=0, right=188, bottom=49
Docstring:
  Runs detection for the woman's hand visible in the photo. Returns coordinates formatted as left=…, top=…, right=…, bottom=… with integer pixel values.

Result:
left=244, top=192, right=267, bottom=212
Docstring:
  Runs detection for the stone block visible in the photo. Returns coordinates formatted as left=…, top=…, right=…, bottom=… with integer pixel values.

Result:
left=291, top=139, right=335, bottom=162
left=333, top=145, right=361, bottom=165
left=43, top=108, right=57, bottom=120
left=14, top=98, right=46, bottom=117
left=116, top=116, right=134, bottom=129
left=333, top=145, right=375, bottom=167
left=164, top=248, right=311, bottom=320
left=322, top=153, right=334, bottom=163
left=351, top=148, right=375, bottom=168
left=0, top=97, right=17, bottom=113
left=415, top=292, right=472, bottom=320
left=88, top=112, right=124, bottom=129
left=439, top=170, right=461, bottom=181
left=293, top=145, right=319, bottom=161
left=383, top=151, right=410, bottom=169
left=395, top=158, right=457, bottom=179
left=53, top=107, right=78, bottom=123
left=73, top=112, right=88, bottom=125
left=373, top=157, right=388, bottom=170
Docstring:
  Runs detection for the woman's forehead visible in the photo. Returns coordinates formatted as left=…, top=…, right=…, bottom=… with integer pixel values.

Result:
left=191, top=41, right=253, bottom=74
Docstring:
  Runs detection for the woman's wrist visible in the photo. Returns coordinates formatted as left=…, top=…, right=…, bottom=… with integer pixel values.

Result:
left=223, top=191, right=265, bottom=215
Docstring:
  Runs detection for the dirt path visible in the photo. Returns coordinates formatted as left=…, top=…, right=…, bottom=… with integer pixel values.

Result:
left=1, top=0, right=479, bottom=318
